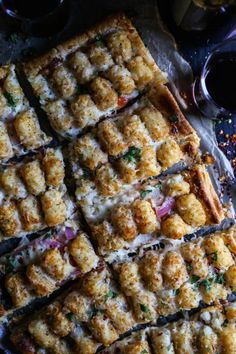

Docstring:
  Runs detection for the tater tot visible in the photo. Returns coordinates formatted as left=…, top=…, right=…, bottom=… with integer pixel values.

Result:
left=91, top=221, right=124, bottom=253
left=0, top=167, right=25, bottom=197
left=127, top=56, right=154, bottom=89
left=156, top=139, right=183, bottom=170
left=89, top=44, right=113, bottom=71
left=172, top=322, right=194, bottom=354
left=107, top=31, right=132, bottom=63
left=73, top=134, right=108, bottom=170
left=139, top=106, right=170, bottom=142
left=97, top=119, right=127, bottom=156
left=69, top=51, right=95, bottom=84
left=204, top=235, right=234, bottom=270
left=26, top=264, right=56, bottom=296
left=220, top=325, right=236, bottom=354
left=161, top=214, right=190, bottom=240
left=176, top=283, right=199, bottom=310
left=162, top=251, right=188, bottom=289
left=224, top=265, right=236, bottom=291
left=21, top=160, right=46, bottom=196
left=118, top=262, right=141, bottom=296
left=0, top=121, right=13, bottom=160
left=88, top=313, right=119, bottom=346
left=139, top=251, right=163, bottom=292
left=46, top=303, right=72, bottom=337
left=106, top=65, right=135, bottom=96
left=200, top=283, right=227, bottom=304
left=28, top=319, right=58, bottom=348
left=80, top=268, right=109, bottom=299
left=40, top=248, right=66, bottom=281
left=111, top=204, right=138, bottom=241
left=137, top=146, right=161, bottom=179
left=45, top=100, right=73, bottom=133
left=18, top=196, right=42, bottom=231
left=132, top=199, right=159, bottom=234
left=150, top=329, right=174, bottom=354
left=121, top=115, right=150, bottom=148
left=42, top=149, right=65, bottom=187
left=165, top=177, right=190, bottom=197
left=67, top=232, right=99, bottom=273
left=175, top=193, right=207, bottom=227
left=41, top=190, right=66, bottom=226
left=197, top=326, right=218, bottom=354
left=70, top=94, right=99, bottom=128
left=95, top=164, right=121, bottom=196
left=116, top=158, right=136, bottom=184
left=14, top=110, right=44, bottom=149
left=90, top=77, right=118, bottom=111
left=5, top=273, right=31, bottom=307
left=0, top=202, right=19, bottom=237
left=124, top=340, right=151, bottom=354
left=51, top=65, right=77, bottom=99
left=181, top=242, right=209, bottom=279
left=64, top=292, right=91, bottom=322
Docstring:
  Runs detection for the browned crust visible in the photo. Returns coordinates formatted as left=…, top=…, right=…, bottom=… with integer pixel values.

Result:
left=148, top=83, right=195, bottom=136
left=186, top=164, right=224, bottom=224
left=23, top=12, right=167, bottom=85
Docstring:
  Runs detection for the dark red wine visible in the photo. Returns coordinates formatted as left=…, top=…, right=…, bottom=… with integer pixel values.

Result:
left=6, top=0, right=61, bottom=18
left=205, top=59, right=236, bottom=111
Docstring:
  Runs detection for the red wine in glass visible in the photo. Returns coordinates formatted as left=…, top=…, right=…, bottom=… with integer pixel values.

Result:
left=193, top=38, right=236, bottom=119
left=1, top=0, right=70, bottom=36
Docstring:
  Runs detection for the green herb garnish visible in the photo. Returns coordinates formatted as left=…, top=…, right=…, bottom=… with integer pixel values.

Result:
left=105, top=290, right=118, bottom=300
left=66, top=312, right=75, bottom=321
left=140, top=304, right=149, bottom=313
left=87, top=304, right=98, bottom=319
left=191, top=275, right=200, bottom=284
left=141, top=350, right=148, bottom=354
left=208, top=251, right=218, bottom=262
left=187, top=263, right=193, bottom=271
left=123, top=146, right=141, bottom=164
left=215, top=273, right=224, bottom=284
left=173, top=289, right=180, bottom=296
left=169, top=114, right=178, bottom=123
left=140, top=189, right=152, bottom=199
left=4, top=92, right=16, bottom=108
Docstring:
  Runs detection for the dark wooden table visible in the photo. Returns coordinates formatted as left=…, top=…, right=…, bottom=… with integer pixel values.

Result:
left=158, top=0, right=236, bottom=175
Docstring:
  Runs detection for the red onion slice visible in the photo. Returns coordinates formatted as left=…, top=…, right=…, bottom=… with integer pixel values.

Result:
left=156, top=197, right=175, bottom=218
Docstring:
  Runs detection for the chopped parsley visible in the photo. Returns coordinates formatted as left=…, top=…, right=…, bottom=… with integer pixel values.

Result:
left=187, top=263, right=193, bottom=271
left=140, top=189, right=152, bottom=199
left=105, top=290, right=118, bottom=300
left=208, top=251, right=218, bottom=262
left=4, top=92, right=16, bottom=109
left=215, top=273, right=224, bottom=284
left=201, top=277, right=213, bottom=292
left=169, top=114, right=178, bottom=123
left=140, top=304, right=149, bottom=313
left=141, top=350, right=148, bottom=354
left=173, top=289, right=180, bottom=296
left=191, top=275, right=200, bottom=284
left=87, top=304, right=98, bottom=319
left=66, top=312, right=75, bottom=321
left=123, top=146, right=141, bottom=164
